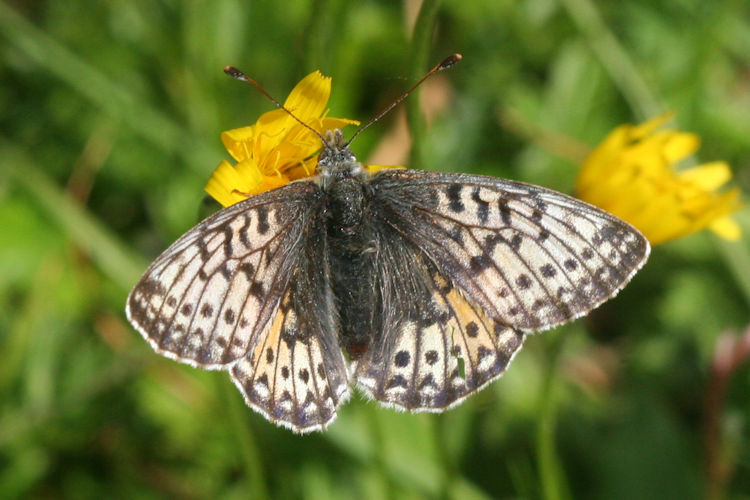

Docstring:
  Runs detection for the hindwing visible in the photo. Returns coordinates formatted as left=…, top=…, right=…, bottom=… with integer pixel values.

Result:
left=352, top=234, right=525, bottom=410
left=231, top=216, right=349, bottom=432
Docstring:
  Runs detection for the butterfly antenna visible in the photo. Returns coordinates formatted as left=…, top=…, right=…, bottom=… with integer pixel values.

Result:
left=343, top=53, right=462, bottom=147
left=224, top=66, right=326, bottom=142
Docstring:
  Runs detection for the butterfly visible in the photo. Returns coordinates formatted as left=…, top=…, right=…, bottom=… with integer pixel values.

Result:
left=126, top=60, right=650, bottom=433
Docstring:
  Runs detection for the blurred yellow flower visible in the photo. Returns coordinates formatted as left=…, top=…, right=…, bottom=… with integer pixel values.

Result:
left=576, top=113, right=742, bottom=245
left=205, top=71, right=360, bottom=207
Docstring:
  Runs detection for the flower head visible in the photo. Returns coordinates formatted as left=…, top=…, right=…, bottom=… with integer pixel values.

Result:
left=205, top=71, right=360, bottom=207
left=576, top=113, right=742, bottom=245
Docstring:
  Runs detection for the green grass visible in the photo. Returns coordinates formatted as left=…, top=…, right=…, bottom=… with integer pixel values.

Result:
left=2, top=0, right=750, bottom=498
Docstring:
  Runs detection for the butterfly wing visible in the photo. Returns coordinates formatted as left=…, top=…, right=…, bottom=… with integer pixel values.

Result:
left=127, top=181, right=350, bottom=431
left=370, top=169, right=650, bottom=332
left=126, top=181, right=327, bottom=367
left=352, top=168, right=649, bottom=411
left=351, top=231, right=525, bottom=410
left=230, top=218, right=350, bottom=432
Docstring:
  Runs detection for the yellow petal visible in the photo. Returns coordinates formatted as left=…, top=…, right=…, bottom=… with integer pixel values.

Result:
left=284, top=71, right=331, bottom=123
left=709, top=217, right=742, bottom=241
left=205, top=160, right=255, bottom=207
left=678, top=162, right=732, bottom=191
left=221, top=126, right=256, bottom=162
left=630, top=111, right=673, bottom=140
left=576, top=113, right=743, bottom=245
left=661, top=131, right=699, bottom=164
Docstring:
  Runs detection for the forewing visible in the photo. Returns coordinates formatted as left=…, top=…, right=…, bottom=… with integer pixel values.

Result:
left=370, top=169, right=650, bottom=332
left=126, top=182, right=324, bottom=368
left=352, top=235, right=524, bottom=411
left=231, top=222, right=349, bottom=432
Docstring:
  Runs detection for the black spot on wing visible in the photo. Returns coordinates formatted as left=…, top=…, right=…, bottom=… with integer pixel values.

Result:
left=498, top=198, right=511, bottom=225
left=256, top=206, right=270, bottom=235
left=446, top=184, right=464, bottom=213
left=471, top=187, right=489, bottom=223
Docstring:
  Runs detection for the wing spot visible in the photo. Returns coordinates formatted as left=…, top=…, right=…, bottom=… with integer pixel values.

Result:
left=499, top=198, right=511, bottom=224
left=510, top=234, right=523, bottom=251
left=394, top=350, right=411, bottom=367
left=216, top=337, right=227, bottom=348
left=201, top=304, right=214, bottom=318
left=418, top=374, right=437, bottom=390
left=531, top=209, right=543, bottom=221
left=250, top=281, right=265, bottom=297
left=180, top=304, right=193, bottom=316
left=199, top=242, right=210, bottom=262
left=317, top=363, right=325, bottom=378
left=477, top=345, right=492, bottom=361
left=224, top=308, right=236, bottom=325
left=198, top=269, right=208, bottom=281
left=281, top=366, right=290, bottom=379
left=425, top=350, right=439, bottom=365
left=256, top=206, right=270, bottom=235
left=516, top=274, right=532, bottom=289
left=446, top=184, right=465, bottom=213
left=266, top=347, right=274, bottom=363
left=304, top=390, right=315, bottom=406
left=499, top=287, right=510, bottom=298
left=564, top=259, right=578, bottom=271
left=299, top=368, right=310, bottom=383
left=538, top=229, right=550, bottom=242
left=466, top=322, right=479, bottom=338
left=447, top=226, right=464, bottom=245
left=167, top=296, right=177, bottom=307
left=540, top=264, right=557, bottom=278
left=470, top=254, right=491, bottom=273
left=239, top=262, right=255, bottom=277
left=493, top=322, right=506, bottom=338
left=581, top=248, right=595, bottom=260
left=386, top=375, right=408, bottom=389
left=471, top=187, right=489, bottom=223
left=484, top=234, right=502, bottom=253
left=219, top=263, right=232, bottom=280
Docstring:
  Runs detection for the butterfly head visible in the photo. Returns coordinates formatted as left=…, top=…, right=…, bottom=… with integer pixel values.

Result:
left=317, top=129, right=365, bottom=186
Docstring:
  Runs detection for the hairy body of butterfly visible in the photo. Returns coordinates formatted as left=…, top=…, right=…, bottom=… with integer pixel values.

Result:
left=127, top=129, right=650, bottom=433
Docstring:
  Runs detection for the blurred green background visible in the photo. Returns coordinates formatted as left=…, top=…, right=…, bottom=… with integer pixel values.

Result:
left=2, top=0, right=750, bottom=498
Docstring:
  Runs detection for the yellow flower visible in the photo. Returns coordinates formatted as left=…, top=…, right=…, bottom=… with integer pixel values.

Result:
left=576, top=113, right=742, bottom=245
left=205, top=71, right=360, bottom=207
